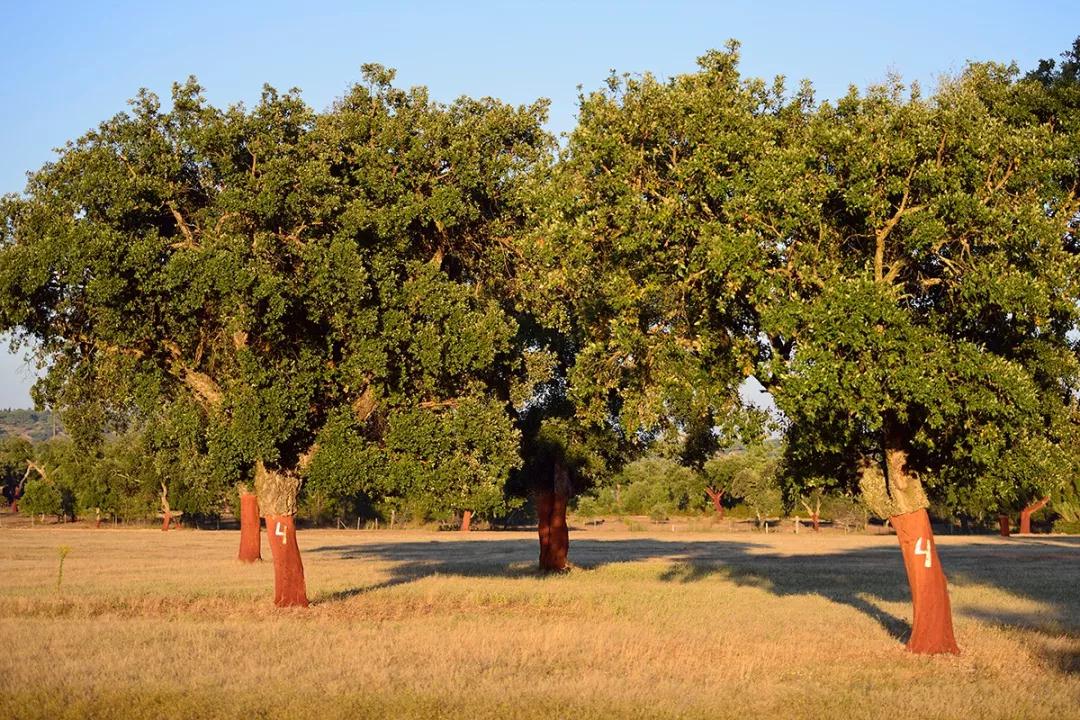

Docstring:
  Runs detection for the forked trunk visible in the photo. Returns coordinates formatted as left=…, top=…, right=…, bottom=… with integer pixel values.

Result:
left=705, top=488, right=725, bottom=518
left=460, top=510, right=473, bottom=532
left=237, top=490, right=262, bottom=562
left=266, top=514, right=308, bottom=607
left=890, top=508, right=959, bottom=654
left=1019, top=497, right=1049, bottom=535
left=997, top=515, right=1011, bottom=537
left=860, top=420, right=959, bottom=655
left=537, top=460, right=570, bottom=571
left=255, top=460, right=308, bottom=607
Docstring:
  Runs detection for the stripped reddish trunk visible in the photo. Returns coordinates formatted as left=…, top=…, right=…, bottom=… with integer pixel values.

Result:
left=705, top=488, right=725, bottom=518
left=537, top=460, right=570, bottom=571
left=265, top=514, right=308, bottom=607
left=548, top=490, right=569, bottom=569
left=811, top=513, right=820, bottom=532
left=998, top=514, right=1011, bottom=537
left=161, top=513, right=172, bottom=531
left=1019, top=497, right=1049, bottom=535
left=238, top=493, right=262, bottom=562
left=536, top=490, right=554, bottom=569
left=890, top=508, right=959, bottom=655
left=460, top=510, right=473, bottom=532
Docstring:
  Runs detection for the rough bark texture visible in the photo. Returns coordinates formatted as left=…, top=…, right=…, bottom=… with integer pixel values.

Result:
left=705, top=488, right=725, bottom=517
left=1019, top=497, right=1049, bottom=534
left=237, top=490, right=262, bottom=562
left=266, top=514, right=308, bottom=607
left=537, top=461, right=571, bottom=571
left=998, top=514, right=1011, bottom=537
left=890, top=508, right=960, bottom=655
left=460, top=510, right=473, bottom=532
left=254, top=461, right=300, bottom=516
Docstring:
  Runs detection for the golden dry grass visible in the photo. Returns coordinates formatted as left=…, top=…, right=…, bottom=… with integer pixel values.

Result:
left=0, top=517, right=1077, bottom=719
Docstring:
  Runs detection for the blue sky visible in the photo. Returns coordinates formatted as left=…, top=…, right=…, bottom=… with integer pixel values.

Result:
left=0, top=1, right=1076, bottom=408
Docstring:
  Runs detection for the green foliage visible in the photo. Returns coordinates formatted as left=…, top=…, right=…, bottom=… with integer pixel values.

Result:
left=521, top=42, right=773, bottom=459
left=749, top=54, right=1080, bottom=516
left=707, top=448, right=783, bottom=522
left=0, top=67, right=552, bottom=519
left=19, top=478, right=63, bottom=519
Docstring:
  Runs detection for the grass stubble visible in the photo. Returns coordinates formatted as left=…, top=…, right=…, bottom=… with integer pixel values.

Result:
left=0, top=522, right=1076, bottom=719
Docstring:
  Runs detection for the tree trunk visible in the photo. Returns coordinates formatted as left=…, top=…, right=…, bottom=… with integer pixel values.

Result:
left=536, top=490, right=553, bottom=568
left=811, top=512, right=820, bottom=532
left=255, top=460, right=308, bottom=607
left=237, top=490, right=262, bottom=562
left=890, top=508, right=960, bottom=654
left=998, top=515, right=1011, bottom=537
left=705, top=488, right=725, bottom=518
left=161, top=512, right=172, bottom=531
left=859, top=420, right=959, bottom=655
left=266, top=514, right=308, bottom=607
left=460, top=509, right=473, bottom=532
left=537, top=460, right=570, bottom=571
left=1019, top=497, right=1049, bottom=535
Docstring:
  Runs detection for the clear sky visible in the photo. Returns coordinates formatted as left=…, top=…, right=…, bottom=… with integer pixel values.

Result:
left=0, top=0, right=1076, bottom=408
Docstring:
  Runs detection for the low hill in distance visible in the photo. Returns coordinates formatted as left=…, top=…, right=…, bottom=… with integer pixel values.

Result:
left=0, top=408, right=61, bottom=442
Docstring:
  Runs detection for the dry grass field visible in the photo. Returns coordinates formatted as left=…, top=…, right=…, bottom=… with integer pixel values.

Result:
left=0, top=515, right=1077, bottom=719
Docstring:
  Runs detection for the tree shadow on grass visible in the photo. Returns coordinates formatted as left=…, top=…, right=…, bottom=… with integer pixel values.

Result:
left=309, top=533, right=1080, bottom=664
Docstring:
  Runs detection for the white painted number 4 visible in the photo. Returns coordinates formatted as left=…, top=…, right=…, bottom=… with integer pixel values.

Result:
left=275, top=521, right=287, bottom=545
left=914, top=537, right=932, bottom=568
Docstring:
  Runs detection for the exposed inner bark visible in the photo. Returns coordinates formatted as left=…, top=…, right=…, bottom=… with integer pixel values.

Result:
left=1019, top=497, right=1049, bottom=534
left=537, top=460, right=570, bottom=571
left=704, top=487, right=725, bottom=517
left=237, top=487, right=262, bottom=562
left=256, top=461, right=308, bottom=607
left=890, top=508, right=960, bottom=654
left=460, top=510, right=473, bottom=532
left=265, top=514, right=308, bottom=607
left=859, top=419, right=959, bottom=655
left=998, top=514, right=1011, bottom=537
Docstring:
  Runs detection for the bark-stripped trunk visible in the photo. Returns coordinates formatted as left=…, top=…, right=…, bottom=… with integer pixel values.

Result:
left=460, top=510, right=473, bottom=532
left=255, top=460, right=308, bottom=607
left=891, top=508, right=959, bottom=654
left=997, top=515, right=1011, bottom=537
left=537, top=461, right=570, bottom=571
left=237, top=487, right=262, bottom=562
left=860, top=420, right=959, bottom=655
left=266, top=514, right=307, bottom=607
left=705, top=487, right=725, bottom=517
left=1019, top=497, right=1049, bottom=535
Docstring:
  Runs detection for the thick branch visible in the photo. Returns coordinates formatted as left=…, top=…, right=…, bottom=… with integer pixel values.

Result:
left=166, top=202, right=197, bottom=249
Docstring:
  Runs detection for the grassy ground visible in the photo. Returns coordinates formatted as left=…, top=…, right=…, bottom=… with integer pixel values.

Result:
left=0, top=516, right=1077, bottom=719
